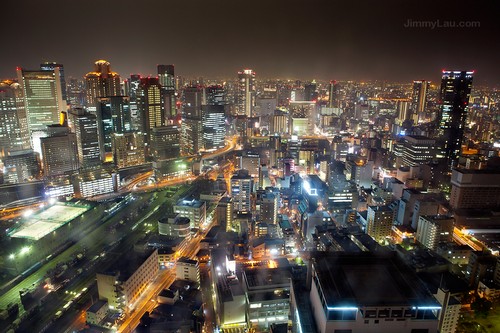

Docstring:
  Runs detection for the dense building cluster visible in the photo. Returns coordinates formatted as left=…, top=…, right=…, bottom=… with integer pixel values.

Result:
left=0, top=61, right=499, bottom=333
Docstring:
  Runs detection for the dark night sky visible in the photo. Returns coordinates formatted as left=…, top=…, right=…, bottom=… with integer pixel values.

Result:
left=1, top=0, right=498, bottom=85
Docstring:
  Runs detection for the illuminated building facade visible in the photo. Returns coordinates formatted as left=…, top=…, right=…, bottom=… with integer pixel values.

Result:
left=96, top=249, right=158, bottom=312
left=150, top=125, right=181, bottom=160
left=17, top=67, right=65, bottom=153
left=174, top=198, right=207, bottom=229
left=111, top=132, right=145, bottom=168
left=0, top=80, right=31, bottom=157
left=69, top=108, right=101, bottom=168
left=296, top=253, right=440, bottom=333
left=438, top=70, right=473, bottom=166
left=84, top=60, right=121, bottom=110
left=231, top=169, right=254, bottom=214
left=40, top=126, right=79, bottom=177
left=96, top=96, right=131, bottom=161
left=40, top=62, right=67, bottom=102
left=202, top=104, right=226, bottom=150
left=366, top=205, right=395, bottom=243
left=237, top=69, right=256, bottom=117
left=416, top=215, right=453, bottom=251
left=137, top=77, right=164, bottom=146
left=411, top=80, right=429, bottom=123
left=157, top=64, right=176, bottom=119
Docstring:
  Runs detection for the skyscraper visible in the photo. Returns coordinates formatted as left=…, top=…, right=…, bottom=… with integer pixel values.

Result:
left=438, top=70, right=473, bottom=166
left=202, top=105, right=226, bottom=151
left=157, top=65, right=176, bottom=120
left=304, top=81, right=317, bottom=101
left=96, top=96, right=131, bottom=161
left=411, top=80, right=430, bottom=124
left=112, top=132, right=145, bottom=168
left=0, top=80, right=31, bottom=157
left=327, top=80, right=339, bottom=108
left=366, top=205, right=395, bottom=243
left=231, top=169, right=254, bottom=214
left=84, top=60, right=121, bottom=110
left=69, top=108, right=101, bottom=168
left=416, top=215, right=454, bottom=251
left=17, top=67, right=65, bottom=153
left=40, top=125, right=79, bottom=177
left=236, top=69, right=255, bottom=117
left=150, top=125, right=181, bottom=160
left=201, top=85, right=226, bottom=151
left=125, top=74, right=142, bottom=131
left=40, top=62, right=67, bottom=103
left=181, top=86, right=204, bottom=155
left=205, top=85, right=225, bottom=106
left=137, top=77, right=164, bottom=146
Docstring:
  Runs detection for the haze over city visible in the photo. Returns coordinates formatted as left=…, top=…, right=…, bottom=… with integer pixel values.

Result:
left=1, top=0, right=499, bottom=84
left=0, top=1, right=499, bottom=333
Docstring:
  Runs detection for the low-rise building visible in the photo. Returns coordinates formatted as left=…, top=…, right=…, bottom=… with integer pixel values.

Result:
left=174, top=198, right=206, bottom=229
left=176, top=257, right=200, bottom=285
left=296, top=252, right=440, bottom=333
left=158, top=213, right=191, bottom=239
left=86, top=300, right=108, bottom=325
left=243, top=267, right=291, bottom=329
left=96, top=249, right=158, bottom=312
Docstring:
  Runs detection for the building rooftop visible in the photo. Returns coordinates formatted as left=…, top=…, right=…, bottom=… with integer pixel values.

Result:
left=177, top=257, right=198, bottom=265
left=452, top=168, right=500, bottom=175
left=243, top=267, right=291, bottom=290
left=87, top=300, right=108, bottom=313
left=312, top=252, right=439, bottom=308
left=9, top=202, right=90, bottom=240
left=100, top=248, right=156, bottom=282
left=175, top=198, right=204, bottom=208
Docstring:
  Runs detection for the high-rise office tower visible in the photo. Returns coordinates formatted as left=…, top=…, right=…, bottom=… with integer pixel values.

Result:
left=411, top=80, right=430, bottom=124
left=181, top=86, right=204, bottom=155
left=150, top=125, right=181, bottom=160
left=231, top=169, right=254, bottom=214
left=17, top=66, right=65, bottom=153
left=205, top=85, right=225, bottom=106
left=0, top=80, right=31, bottom=157
left=203, top=84, right=226, bottom=151
left=69, top=108, right=101, bottom=168
left=416, top=215, right=454, bottom=251
left=449, top=168, right=500, bottom=210
left=137, top=77, right=164, bottom=147
left=394, top=135, right=440, bottom=167
left=236, top=69, right=255, bottom=117
left=366, top=205, right=395, bottom=243
left=438, top=70, right=473, bottom=166
left=304, top=81, right=317, bottom=101
left=216, top=197, right=233, bottom=232
left=96, top=96, right=131, bottom=161
left=327, top=80, right=339, bottom=108
left=395, top=100, right=411, bottom=126
left=40, top=125, right=79, bottom=177
left=111, top=132, right=145, bottom=168
left=183, top=85, right=204, bottom=118
left=84, top=60, right=121, bottom=110
left=259, top=192, right=279, bottom=224
left=125, top=74, right=142, bottom=131
left=202, top=105, right=226, bottom=151
left=157, top=65, right=176, bottom=120
left=40, top=62, right=67, bottom=102
left=3, top=150, right=40, bottom=183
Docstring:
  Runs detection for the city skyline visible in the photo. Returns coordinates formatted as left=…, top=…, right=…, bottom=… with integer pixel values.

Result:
left=1, top=0, right=498, bottom=85
left=1, top=1, right=500, bottom=333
